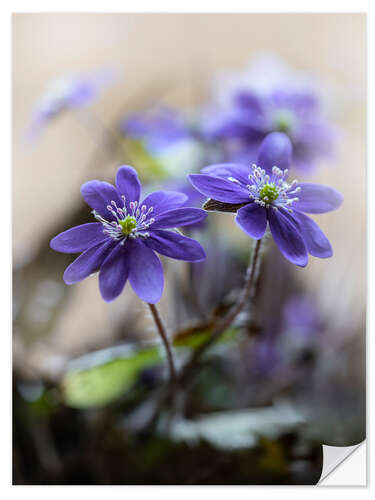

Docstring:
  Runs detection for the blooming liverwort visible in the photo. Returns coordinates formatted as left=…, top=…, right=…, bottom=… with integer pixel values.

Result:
left=202, top=55, right=335, bottom=174
left=189, top=132, right=343, bottom=267
left=26, top=68, right=115, bottom=141
left=121, top=107, right=193, bottom=153
left=50, top=166, right=207, bottom=303
left=121, top=106, right=205, bottom=181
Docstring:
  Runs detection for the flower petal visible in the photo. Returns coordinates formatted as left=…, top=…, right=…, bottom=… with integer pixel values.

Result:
left=188, top=174, right=250, bottom=203
left=285, top=210, right=333, bottom=258
left=128, top=239, right=164, bottom=304
left=115, top=165, right=141, bottom=206
left=234, top=91, right=264, bottom=113
left=145, top=230, right=206, bottom=262
left=63, top=240, right=116, bottom=285
left=151, top=208, right=208, bottom=229
left=80, top=180, right=122, bottom=220
left=201, top=163, right=251, bottom=186
left=256, top=132, right=292, bottom=175
left=50, top=223, right=106, bottom=254
left=293, top=183, right=343, bottom=214
left=268, top=209, right=308, bottom=267
left=99, top=244, right=130, bottom=302
left=235, top=203, right=267, bottom=239
left=140, top=190, right=188, bottom=216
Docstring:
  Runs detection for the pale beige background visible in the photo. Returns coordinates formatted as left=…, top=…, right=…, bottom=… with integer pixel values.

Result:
left=13, top=13, right=366, bottom=370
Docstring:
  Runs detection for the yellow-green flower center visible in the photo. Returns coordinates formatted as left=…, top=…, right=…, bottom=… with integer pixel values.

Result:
left=119, top=215, right=137, bottom=235
left=273, top=110, right=295, bottom=133
left=259, top=183, right=279, bottom=203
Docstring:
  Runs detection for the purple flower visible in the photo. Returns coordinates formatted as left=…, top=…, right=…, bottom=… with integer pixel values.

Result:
left=283, top=295, right=321, bottom=333
left=121, top=107, right=192, bottom=154
left=202, top=56, right=335, bottom=174
left=189, top=132, right=343, bottom=267
left=26, top=68, right=115, bottom=141
left=121, top=107, right=205, bottom=180
left=250, top=336, right=281, bottom=377
left=50, top=166, right=207, bottom=303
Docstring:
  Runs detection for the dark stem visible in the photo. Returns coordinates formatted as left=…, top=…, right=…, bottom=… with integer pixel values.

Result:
left=148, top=303, right=176, bottom=383
left=146, top=238, right=263, bottom=429
left=179, top=237, right=263, bottom=385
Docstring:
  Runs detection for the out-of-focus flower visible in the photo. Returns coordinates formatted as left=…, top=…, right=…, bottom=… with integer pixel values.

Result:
left=50, top=166, right=207, bottom=303
left=282, top=295, right=321, bottom=340
left=189, top=132, right=343, bottom=267
left=121, top=106, right=205, bottom=180
left=26, top=68, right=115, bottom=141
left=251, top=335, right=282, bottom=378
left=121, top=107, right=207, bottom=228
left=202, top=55, right=335, bottom=174
left=122, top=107, right=192, bottom=152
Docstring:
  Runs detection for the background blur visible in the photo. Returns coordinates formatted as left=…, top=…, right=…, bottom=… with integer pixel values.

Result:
left=12, top=13, right=366, bottom=485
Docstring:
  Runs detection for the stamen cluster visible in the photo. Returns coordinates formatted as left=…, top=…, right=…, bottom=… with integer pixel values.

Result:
left=245, top=164, right=301, bottom=212
left=93, top=195, right=155, bottom=244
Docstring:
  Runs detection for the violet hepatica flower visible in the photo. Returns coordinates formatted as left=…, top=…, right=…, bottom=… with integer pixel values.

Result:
left=121, top=106, right=205, bottom=178
left=121, top=107, right=192, bottom=153
left=50, top=166, right=207, bottom=303
left=202, top=55, right=335, bottom=174
left=26, top=68, right=115, bottom=141
left=189, top=132, right=343, bottom=267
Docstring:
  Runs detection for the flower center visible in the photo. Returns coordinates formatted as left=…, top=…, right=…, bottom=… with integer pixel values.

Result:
left=119, top=215, right=137, bottom=235
left=273, top=110, right=295, bottom=134
left=92, top=196, right=155, bottom=244
left=259, top=183, right=279, bottom=203
left=243, top=164, right=301, bottom=212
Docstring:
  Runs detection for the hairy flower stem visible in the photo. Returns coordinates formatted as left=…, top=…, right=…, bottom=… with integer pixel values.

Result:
left=148, top=303, right=176, bottom=384
left=179, top=237, right=263, bottom=386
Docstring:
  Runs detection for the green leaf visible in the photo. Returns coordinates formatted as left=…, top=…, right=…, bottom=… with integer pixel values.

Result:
left=173, top=327, right=239, bottom=349
left=120, top=139, right=168, bottom=181
left=62, top=348, right=161, bottom=409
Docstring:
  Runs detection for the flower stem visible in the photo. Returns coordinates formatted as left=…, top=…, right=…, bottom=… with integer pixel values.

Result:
left=148, top=303, right=176, bottom=383
left=179, top=238, right=263, bottom=385
left=146, top=238, right=263, bottom=429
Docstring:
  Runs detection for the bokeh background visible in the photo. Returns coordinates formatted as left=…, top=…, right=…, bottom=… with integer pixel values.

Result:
left=13, top=13, right=366, bottom=485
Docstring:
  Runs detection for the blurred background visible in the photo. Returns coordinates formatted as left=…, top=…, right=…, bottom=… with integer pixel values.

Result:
left=13, top=13, right=365, bottom=485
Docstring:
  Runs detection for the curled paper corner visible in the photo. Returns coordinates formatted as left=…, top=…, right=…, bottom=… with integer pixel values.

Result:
left=318, top=441, right=366, bottom=486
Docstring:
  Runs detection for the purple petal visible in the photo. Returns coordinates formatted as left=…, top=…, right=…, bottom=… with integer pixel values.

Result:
left=140, top=191, right=188, bottom=216
left=63, top=240, right=116, bottom=285
left=234, top=91, right=264, bottom=114
left=235, top=203, right=267, bottom=239
left=145, top=230, right=206, bottom=262
left=188, top=174, right=250, bottom=204
left=292, top=158, right=316, bottom=175
left=283, top=295, right=320, bottom=333
left=80, top=180, right=122, bottom=221
left=268, top=209, right=308, bottom=267
left=50, top=223, right=106, bottom=254
left=293, top=183, right=343, bottom=214
left=201, top=163, right=250, bottom=186
left=99, top=244, right=130, bottom=302
left=115, top=165, right=141, bottom=206
left=286, top=210, right=333, bottom=258
left=128, top=239, right=164, bottom=304
left=256, top=132, right=292, bottom=174
left=67, top=78, right=96, bottom=108
left=152, top=208, right=208, bottom=229
left=228, top=143, right=261, bottom=165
